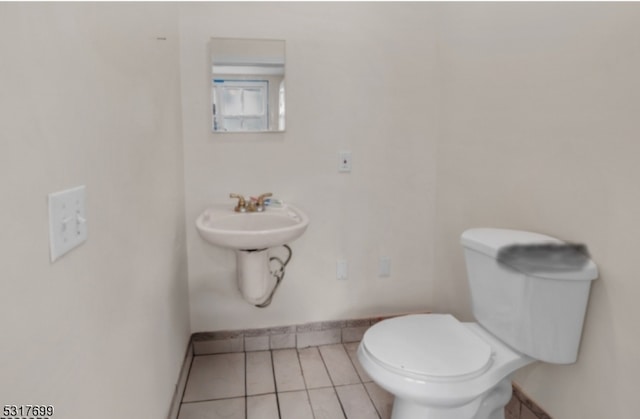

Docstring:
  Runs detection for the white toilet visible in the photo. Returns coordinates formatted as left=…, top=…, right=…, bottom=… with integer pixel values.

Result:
left=358, top=228, right=598, bottom=419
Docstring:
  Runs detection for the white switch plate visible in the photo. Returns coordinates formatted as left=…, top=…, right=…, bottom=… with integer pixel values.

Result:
left=338, top=151, right=352, bottom=172
left=48, top=185, right=87, bottom=262
left=337, top=259, right=348, bottom=280
left=379, top=257, right=391, bottom=277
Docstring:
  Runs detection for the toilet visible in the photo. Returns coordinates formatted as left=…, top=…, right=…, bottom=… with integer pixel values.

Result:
left=358, top=228, right=598, bottom=419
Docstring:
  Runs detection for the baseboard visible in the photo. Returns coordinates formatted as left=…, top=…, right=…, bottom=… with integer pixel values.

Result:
left=190, top=312, right=427, bottom=355
left=506, top=382, right=553, bottom=419
left=166, top=340, right=194, bottom=419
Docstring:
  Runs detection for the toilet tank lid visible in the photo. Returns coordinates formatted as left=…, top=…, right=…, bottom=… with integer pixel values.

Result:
left=461, top=228, right=560, bottom=257
left=461, top=228, right=598, bottom=281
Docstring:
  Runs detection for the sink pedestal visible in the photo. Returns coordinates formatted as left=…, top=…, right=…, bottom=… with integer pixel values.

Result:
left=236, top=249, right=277, bottom=305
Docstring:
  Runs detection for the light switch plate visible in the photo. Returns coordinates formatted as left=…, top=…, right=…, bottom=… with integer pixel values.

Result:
left=48, top=185, right=87, bottom=262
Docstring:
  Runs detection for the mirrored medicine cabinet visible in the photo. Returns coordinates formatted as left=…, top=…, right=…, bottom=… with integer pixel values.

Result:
left=210, top=38, right=286, bottom=133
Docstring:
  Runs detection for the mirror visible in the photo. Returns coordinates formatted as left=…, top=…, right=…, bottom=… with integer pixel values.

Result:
left=210, top=38, right=285, bottom=133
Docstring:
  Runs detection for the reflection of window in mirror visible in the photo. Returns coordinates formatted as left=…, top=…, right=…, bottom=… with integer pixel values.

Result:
left=210, top=38, right=285, bottom=133
left=213, top=80, right=268, bottom=131
left=278, top=80, right=285, bottom=131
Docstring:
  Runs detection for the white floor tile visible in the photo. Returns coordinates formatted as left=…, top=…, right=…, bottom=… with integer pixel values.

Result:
left=177, top=336, right=516, bottom=419
left=178, top=398, right=245, bottom=419
left=336, top=384, right=380, bottom=419
left=308, top=387, right=346, bottom=419
left=179, top=342, right=516, bottom=419
left=247, top=394, right=279, bottom=419
left=246, top=351, right=275, bottom=396
left=182, top=353, right=245, bottom=402
left=278, top=390, right=315, bottom=419
left=365, top=382, right=394, bottom=419
left=298, top=347, right=333, bottom=389
left=319, top=344, right=361, bottom=386
left=344, top=342, right=372, bottom=383
left=272, top=349, right=306, bottom=392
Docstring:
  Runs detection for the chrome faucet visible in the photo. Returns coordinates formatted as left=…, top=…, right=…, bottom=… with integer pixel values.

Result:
left=230, top=192, right=272, bottom=213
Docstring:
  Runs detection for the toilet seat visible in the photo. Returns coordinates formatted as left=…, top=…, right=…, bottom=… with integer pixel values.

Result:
left=362, top=314, right=493, bottom=380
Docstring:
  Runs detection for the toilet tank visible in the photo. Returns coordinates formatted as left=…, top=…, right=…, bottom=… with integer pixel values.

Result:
left=461, top=228, right=598, bottom=364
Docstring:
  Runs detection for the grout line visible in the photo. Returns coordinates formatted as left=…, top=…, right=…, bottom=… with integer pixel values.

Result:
left=244, top=352, right=248, bottom=419
left=342, top=342, right=382, bottom=419
left=269, top=350, right=282, bottom=419
left=175, top=344, right=196, bottom=419
left=316, top=345, right=337, bottom=388
left=305, top=389, right=317, bottom=419
left=246, top=390, right=283, bottom=396
left=362, top=382, right=383, bottom=419
left=317, top=345, right=349, bottom=419
left=294, top=347, right=317, bottom=419
left=342, top=342, right=363, bottom=382
left=343, top=342, right=380, bottom=416
left=180, top=351, right=195, bottom=402
left=181, top=396, right=246, bottom=405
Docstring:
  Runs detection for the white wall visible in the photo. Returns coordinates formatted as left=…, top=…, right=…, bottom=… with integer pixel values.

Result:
left=0, top=4, right=190, bottom=418
left=181, top=3, right=640, bottom=418
left=434, top=3, right=640, bottom=418
left=179, top=3, right=440, bottom=332
left=2, top=3, right=630, bottom=418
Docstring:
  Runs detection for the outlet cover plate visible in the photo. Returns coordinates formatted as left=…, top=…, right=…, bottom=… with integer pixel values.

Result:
left=337, top=259, right=348, bottom=280
left=379, top=257, right=391, bottom=277
left=338, top=151, right=352, bottom=172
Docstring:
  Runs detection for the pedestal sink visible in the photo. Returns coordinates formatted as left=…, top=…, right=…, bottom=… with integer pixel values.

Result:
left=196, top=204, right=309, bottom=305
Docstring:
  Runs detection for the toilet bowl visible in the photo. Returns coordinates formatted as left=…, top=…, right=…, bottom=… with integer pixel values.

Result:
left=358, top=228, right=598, bottom=419
left=358, top=314, right=534, bottom=419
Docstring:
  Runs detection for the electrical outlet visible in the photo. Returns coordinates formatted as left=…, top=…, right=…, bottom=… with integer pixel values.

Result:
left=337, top=259, right=348, bottom=280
left=379, top=257, right=391, bottom=277
left=338, top=151, right=352, bottom=172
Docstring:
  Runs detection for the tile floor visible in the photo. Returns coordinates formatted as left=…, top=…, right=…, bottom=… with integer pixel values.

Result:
left=177, top=342, right=394, bottom=419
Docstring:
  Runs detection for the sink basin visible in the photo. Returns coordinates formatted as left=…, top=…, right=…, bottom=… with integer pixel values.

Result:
left=196, top=204, right=310, bottom=250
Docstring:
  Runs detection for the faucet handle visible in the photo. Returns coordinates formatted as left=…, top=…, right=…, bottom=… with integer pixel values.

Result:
left=256, top=193, right=273, bottom=205
left=229, top=193, right=247, bottom=212
left=255, top=193, right=273, bottom=211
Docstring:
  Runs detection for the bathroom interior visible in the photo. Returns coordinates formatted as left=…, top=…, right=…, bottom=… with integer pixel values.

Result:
left=1, top=2, right=638, bottom=419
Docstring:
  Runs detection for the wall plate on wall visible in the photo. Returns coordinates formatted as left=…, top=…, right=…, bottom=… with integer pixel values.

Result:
left=48, top=185, right=87, bottom=262
left=379, top=256, right=391, bottom=277
left=338, top=151, right=352, bottom=172
left=337, top=259, right=348, bottom=280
